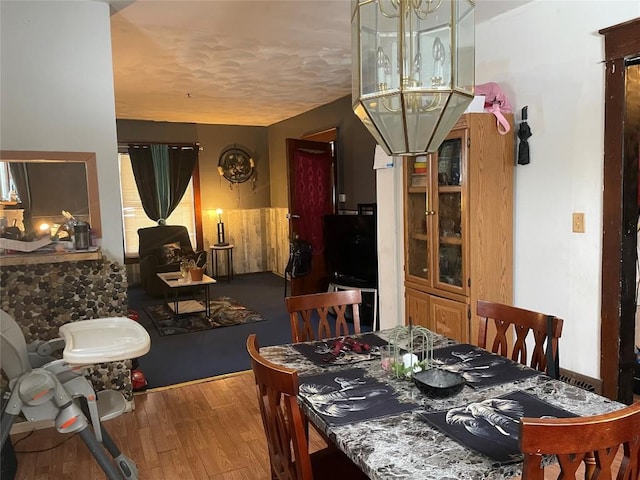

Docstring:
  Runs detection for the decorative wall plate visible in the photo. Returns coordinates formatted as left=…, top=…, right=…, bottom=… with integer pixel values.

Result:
left=218, top=147, right=254, bottom=184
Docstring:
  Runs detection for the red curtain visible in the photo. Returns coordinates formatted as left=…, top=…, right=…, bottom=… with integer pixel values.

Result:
left=293, top=149, right=332, bottom=254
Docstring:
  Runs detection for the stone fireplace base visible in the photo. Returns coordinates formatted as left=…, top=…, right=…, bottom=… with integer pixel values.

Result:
left=0, top=251, right=133, bottom=401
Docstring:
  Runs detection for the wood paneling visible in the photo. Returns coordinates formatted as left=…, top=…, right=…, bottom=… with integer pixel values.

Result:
left=202, top=208, right=289, bottom=277
left=267, top=207, right=290, bottom=276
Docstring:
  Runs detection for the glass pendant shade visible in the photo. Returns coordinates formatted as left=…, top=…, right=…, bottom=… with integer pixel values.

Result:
left=352, top=0, right=475, bottom=156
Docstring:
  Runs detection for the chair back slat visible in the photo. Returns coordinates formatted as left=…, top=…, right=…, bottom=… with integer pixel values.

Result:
left=285, top=290, right=362, bottom=343
left=246, top=334, right=313, bottom=480
left=491, top=319, right=512, bottom=358
left=300, top=310, right=315, bottom=343
left=520, top=402, right=640, bottom=480
left=477, top=299, right=563, bottom=376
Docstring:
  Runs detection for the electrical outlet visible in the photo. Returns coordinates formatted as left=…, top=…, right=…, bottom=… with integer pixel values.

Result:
left=339, top=194, right=346, bottom=203
left=572, top=212, right=585, bottom=233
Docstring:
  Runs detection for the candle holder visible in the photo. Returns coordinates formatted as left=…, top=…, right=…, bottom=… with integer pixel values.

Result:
left=388, top=321, right=434, bottom=380
left=215, top=208, right=229, bottom=246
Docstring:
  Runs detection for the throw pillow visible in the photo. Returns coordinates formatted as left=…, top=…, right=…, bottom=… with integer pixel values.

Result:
left=160, top=242, right=182, bottom=265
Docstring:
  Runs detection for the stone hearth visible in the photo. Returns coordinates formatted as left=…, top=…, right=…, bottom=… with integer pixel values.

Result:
left=0, top=252, right=133, bottom=400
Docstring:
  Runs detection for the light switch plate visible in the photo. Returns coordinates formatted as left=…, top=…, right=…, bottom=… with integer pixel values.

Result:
left=572, top=212, right=585, bottom=233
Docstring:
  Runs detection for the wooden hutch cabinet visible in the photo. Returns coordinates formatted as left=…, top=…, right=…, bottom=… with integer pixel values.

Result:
left=403, top=113, right=514, bottom=344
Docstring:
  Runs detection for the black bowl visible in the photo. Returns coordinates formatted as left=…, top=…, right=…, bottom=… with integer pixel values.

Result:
left=413, top=369, right=465, bottom=398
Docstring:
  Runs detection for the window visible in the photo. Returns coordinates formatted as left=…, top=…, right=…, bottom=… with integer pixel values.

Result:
left=118, top=153, right=196, bottom=257
left=0, top=162, right=16, bottom=202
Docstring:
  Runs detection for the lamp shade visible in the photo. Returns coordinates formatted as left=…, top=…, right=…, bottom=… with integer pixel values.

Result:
left=352, top=0, right=475, bottom=156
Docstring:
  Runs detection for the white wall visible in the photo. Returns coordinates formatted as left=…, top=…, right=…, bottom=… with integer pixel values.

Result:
left=0, top=0, right=123, bottom=263
left=376, top=150, right=405, bottom=330
left=476, top=0, right=639, bottom=379
left=379, top=0, right=640, bottom=380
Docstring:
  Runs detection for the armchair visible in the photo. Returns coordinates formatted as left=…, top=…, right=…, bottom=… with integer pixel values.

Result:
left=137, top=225, right=207, bottom=297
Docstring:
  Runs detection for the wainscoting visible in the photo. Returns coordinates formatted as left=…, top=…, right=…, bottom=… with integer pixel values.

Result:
left=205, top=207, right=289, bottom=277
left=125, top=207, right=290, bottom=284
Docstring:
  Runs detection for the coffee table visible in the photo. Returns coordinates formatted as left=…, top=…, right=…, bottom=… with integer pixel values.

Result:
left=156, top=272, right=217, bottom=316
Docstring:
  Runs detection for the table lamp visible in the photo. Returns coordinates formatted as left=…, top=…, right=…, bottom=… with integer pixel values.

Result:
left=215, top=208, right=229, bottom=246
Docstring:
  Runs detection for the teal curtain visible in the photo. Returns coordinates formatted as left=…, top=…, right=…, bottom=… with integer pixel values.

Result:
left=128, top=144, right=198, bottom=224
left=151, top=144, right=170, bottom=221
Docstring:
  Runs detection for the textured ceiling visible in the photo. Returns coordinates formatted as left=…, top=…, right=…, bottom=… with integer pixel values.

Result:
left=110, top=0, right=531, bottom=127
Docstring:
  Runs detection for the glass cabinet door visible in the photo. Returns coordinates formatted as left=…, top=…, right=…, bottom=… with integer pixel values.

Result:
left=434, top=137, right=465, bottom=292
left=405, top=155, right=432, bottom=284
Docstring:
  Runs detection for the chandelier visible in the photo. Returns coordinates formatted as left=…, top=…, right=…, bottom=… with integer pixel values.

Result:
left=352, top=0, right=475, bottom=156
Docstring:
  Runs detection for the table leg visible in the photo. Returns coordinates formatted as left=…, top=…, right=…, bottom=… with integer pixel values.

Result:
left=173, top=288, right=179, bottom=315
left=204, top=284, right=211, bottom=317
left=226, top=249, right=231, bottom=283
left=163, top=287, right=168, bottom=311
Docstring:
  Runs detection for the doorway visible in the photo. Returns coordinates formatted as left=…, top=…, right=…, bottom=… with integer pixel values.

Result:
left=286, top=136, right=337, bottom=295
left=599, top=17, right=640, bottom=403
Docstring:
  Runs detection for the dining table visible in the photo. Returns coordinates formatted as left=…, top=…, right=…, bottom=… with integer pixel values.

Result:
left=260, top=328, right=627, bottom=480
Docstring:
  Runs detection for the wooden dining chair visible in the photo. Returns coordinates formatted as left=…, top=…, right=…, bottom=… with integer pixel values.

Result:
left=519, top=401, right=640, bottom=479
left=285, top=289, right=362, bottom=343
left=246, top=334, right=368, bottom=480
left=476, top=299, right=564, bottom=377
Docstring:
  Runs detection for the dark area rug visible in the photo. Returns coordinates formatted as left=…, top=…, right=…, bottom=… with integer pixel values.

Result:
left=145, top=296, right=265, bottom=336
left=129, top=272, right=294, bottom=389
left=129, top=272, right=373, bottom=389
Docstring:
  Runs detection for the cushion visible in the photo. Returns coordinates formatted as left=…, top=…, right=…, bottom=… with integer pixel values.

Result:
left=159, top=242, right=182, bottom=265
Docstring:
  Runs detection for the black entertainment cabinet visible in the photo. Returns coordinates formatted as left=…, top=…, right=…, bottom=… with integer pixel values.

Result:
left=323, top=214, right=378, bottom=327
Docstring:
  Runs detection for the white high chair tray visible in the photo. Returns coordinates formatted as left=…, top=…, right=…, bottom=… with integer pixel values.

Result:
left=59, top=317, right=150, bottom=365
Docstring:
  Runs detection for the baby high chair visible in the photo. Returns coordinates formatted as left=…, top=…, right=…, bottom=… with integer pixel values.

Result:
left=0, top=310, right=150, bottom=479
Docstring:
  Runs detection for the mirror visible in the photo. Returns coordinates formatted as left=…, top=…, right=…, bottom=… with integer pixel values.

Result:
left=0, top=151, right=102, bottom=239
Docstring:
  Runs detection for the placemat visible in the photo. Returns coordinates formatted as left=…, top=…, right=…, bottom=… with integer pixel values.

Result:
left=417, top=390, right=576, bottom=464
left=293, top=333, right=389, bottom=367
left=299, top=367, right=418, bottom=425
left=432, top=344, right=542, bottom=388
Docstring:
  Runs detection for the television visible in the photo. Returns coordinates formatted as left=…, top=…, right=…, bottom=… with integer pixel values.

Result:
left=323, top=214, right=378, bottom=288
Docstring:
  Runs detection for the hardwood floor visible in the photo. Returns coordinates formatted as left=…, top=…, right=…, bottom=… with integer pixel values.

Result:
left=9, top=373, right=639, bottom=480
left=9, top=371, right=325, bottom=480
